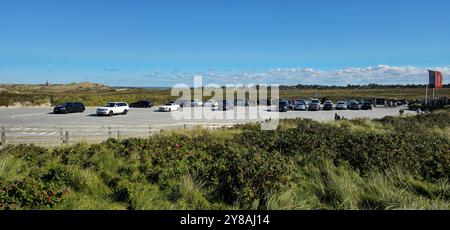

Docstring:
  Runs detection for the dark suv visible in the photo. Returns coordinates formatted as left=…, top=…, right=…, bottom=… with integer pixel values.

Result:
left=277, top=100, right=289, bottom=112
left=130, top=100, right=154, bottom=108
left=53, top=102, right=85, bottom=114
left=361, top=101, right=373, bottom=110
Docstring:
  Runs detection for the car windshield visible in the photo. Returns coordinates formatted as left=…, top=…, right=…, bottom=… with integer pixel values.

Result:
left=164, top=103, right=172, bottom=106
left=105, top=103, right=116, bottom=107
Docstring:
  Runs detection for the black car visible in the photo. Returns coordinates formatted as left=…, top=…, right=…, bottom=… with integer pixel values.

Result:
left=361, top=101, right=373, bottom=110
left=277, top=100, right=289, bottom=112
left=53, top=102, right=85, bottom=114
left=348, top=101, right=361, bottom=110
left=323, top=101, right=333, bottom=111
left=130, top=100, right=154, bottom=108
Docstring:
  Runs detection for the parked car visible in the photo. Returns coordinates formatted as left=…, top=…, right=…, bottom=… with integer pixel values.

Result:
left=308, top=102, right=321, bottom=111
left=323, top=100, right=333, bottom=111
left=190, top=99, right=203, bottom=107
left=309, top=98, right=321, bottom=105
left=130, top=100, right=154, bottom=108
left=204, top=100, right=219, bottom=107
left=375, top=98, right=386, bottom=107
left=277, top=100, right=289, bottom=112
left=348, top=101, right=361, bottom=110
left=96, top=102, right=129, bottom=116
left=336, top=101, right=347, bottom=110
left=361, top=101, right=373, bottom=110
left=296, top=100, right=309, bottom=110
left=215, top=100, right=234, bottom=111
left=53, top=102, right=85, bottom=114
left=159, top=103, right=181, bottom=112
left=294, top=102, right=307, bottom=111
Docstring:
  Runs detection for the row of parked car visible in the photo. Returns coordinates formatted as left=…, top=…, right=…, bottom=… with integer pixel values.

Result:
left=53, top=100, right=154, bottom=116
left=52, top=99, right=236, bottom=116
left=275, top=98, right=374, bottom=112
left=53, top=97, right=405, bottom=116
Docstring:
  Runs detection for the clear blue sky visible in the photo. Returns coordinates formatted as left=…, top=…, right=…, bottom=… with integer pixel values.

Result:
left=1, top=0, right=449, bottom=86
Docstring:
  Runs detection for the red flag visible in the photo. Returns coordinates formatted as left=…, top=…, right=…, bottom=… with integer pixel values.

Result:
left=435, top=71, right=443, bottom=89
left=429, top=70, right=444, bottom=89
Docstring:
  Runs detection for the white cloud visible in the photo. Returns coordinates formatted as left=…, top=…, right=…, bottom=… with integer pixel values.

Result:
left=100, top=65, right=450, bottom=87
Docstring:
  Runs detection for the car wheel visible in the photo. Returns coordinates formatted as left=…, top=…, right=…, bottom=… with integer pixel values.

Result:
left=123, top=110, right=128, bottom=115
left=168, top=108, right=172, bottom=112
left=108, top=111, right=113, bottom=116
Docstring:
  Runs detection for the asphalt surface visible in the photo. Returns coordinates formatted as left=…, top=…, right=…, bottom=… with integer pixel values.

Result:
left=0, top=105, right=414, bottom=128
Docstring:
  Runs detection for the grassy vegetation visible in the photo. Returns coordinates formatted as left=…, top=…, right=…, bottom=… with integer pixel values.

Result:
left=1, top=111, right=450, bottom=210
left=1, top=83, right=449, bottom=107
left=0, top=83, right=173, bottom=107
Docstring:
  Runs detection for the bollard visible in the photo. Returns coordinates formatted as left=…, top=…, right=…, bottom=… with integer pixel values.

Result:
left=149, top=126, right=152, bottom=135
left=117, top=131, right=121, bottom=140
left=108, top=127, right=112, bottom=137
left=1, top=127, right=6, bottom=147
left=64, top=131, right=69, bottom=145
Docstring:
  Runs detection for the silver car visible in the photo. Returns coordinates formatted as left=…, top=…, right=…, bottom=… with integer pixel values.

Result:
left=336, top=101, right=347, bottom=110
left=294, top=102, right=307, bottom=111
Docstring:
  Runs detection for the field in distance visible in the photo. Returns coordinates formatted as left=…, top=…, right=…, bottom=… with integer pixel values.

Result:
left=1, top=82, right=449, bottom=107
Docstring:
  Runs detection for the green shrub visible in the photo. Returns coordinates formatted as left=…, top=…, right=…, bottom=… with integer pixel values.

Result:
left=1, top=111, right=450, bottom=210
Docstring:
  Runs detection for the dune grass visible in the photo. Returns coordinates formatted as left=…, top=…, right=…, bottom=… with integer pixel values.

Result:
left=1, top=111, right=449, bottom=210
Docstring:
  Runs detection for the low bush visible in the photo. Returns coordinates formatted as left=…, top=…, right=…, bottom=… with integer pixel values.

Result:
left=1, top=111, right=449, bottom=210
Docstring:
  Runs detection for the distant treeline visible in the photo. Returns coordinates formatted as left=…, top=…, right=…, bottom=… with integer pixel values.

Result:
left=279, top=83, right=450, bottom=90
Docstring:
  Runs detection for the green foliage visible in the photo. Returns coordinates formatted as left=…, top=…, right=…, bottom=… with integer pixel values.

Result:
left=1, top=112, right=450, bottom=209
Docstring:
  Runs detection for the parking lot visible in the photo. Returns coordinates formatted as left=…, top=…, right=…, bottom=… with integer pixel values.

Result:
left=0, top=105, right=414, bottom=127
left=0, top=105, right=415, bottom=146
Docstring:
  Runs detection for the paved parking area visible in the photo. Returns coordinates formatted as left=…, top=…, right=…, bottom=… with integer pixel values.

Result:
left=0, top=105, right=414, bottom=128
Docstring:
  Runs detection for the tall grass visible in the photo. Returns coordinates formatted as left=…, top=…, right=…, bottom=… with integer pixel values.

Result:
left=1, top=111, right=450, bottom=210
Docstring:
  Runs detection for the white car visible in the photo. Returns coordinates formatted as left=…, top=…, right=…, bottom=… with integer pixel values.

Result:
left=96, top=102, right=129, bottom=116
left=159, top=103, right=181, bottom=112
left=309, top=98, right=321, bottom=106
left=294, top=103, right=307, bottom=111
left=204, top=100, right=218, bottom=107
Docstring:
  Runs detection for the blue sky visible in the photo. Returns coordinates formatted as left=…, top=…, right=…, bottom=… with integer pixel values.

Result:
left=0, top=0, right=449, bottom=86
